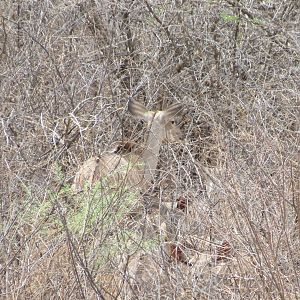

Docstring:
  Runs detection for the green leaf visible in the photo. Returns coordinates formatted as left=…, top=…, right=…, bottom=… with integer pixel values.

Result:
left=220, top=12, right=239, bottom=23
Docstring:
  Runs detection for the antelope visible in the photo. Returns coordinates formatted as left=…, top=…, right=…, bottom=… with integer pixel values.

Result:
left=73, top=99, right=183, bottom=193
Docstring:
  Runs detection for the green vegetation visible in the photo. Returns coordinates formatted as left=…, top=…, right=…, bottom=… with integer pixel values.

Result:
left=220, top=12, right=239, bottom=23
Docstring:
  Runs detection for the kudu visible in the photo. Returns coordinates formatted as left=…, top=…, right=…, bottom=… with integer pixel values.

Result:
left=73, top=100, right=183, bottom=192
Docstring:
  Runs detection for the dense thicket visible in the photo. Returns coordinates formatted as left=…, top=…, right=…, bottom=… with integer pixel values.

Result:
left=1, top=1, right=299, bottom=299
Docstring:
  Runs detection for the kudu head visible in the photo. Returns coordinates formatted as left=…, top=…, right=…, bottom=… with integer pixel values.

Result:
left=128, top=99, right=183, bottom=143
left=128, top=99, right=183, bottom=182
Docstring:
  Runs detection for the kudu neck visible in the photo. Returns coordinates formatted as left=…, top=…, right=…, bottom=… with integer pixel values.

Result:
left=142, top=119, right=165, bottom=183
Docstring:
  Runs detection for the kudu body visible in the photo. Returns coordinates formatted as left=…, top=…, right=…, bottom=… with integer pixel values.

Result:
left=73, top=100, right=182, bottom=192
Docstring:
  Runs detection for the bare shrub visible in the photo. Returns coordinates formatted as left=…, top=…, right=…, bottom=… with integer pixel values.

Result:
left=1, top=0, right=299, bottom=299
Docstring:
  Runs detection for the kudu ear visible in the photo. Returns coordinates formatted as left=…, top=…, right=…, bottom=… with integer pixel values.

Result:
left=128, top=100, right=149, bottom=119
left=163, top=102, right=183, bottom=119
